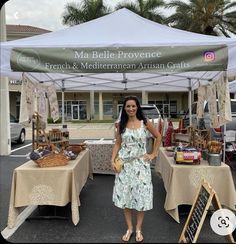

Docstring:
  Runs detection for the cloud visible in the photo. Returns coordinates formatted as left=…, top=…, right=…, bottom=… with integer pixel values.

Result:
left=4, top=0, right=176, bottom=32
left=5, top=0, right=69, bottom=31
left=4, top=0, right=120, bottom=31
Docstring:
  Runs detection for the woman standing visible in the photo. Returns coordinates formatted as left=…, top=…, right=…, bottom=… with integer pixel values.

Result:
left=111, top=96, right=162, bottom=242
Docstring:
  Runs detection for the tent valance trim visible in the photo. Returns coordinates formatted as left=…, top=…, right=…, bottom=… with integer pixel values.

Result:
left=10, top=45, right=228, bottom=73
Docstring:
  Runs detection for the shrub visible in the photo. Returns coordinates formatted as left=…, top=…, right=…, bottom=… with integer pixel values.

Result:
left=47, top=117, right=62, bottom=124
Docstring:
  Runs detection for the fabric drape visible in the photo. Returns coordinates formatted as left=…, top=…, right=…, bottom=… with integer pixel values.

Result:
left=37, top=84, right=48, bottom=124
left=47, top=85, right=59, bottom=122
left=207, top=82, right=219, bottom=128
left=216, top=74, right=232, bottom=126
left=197, top=86, right=208, bottom=119
left=19, top=74, right=36, bottom=125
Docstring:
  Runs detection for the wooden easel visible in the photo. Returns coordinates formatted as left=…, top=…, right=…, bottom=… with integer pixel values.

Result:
left=178, top=179, right=235, bottom=243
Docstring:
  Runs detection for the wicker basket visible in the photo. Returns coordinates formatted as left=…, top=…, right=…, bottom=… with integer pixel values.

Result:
left=67, top=144, right=87, bottom=154
left=35, top=152, right=70, bottom=168
left=79, top=143, right=87, bottom=150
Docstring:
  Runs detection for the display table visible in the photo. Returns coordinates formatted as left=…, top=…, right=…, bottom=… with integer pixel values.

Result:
left=7, top=149, right=93, bottom=228
left=84, top=139, right=114, bottom=175
left=155, top=147, right=236, bottom=223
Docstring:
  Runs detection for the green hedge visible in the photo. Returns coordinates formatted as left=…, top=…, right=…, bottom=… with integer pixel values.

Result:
left=71, top=119, right=114, bottom=123
left=47, top=117, right=62, bottom=124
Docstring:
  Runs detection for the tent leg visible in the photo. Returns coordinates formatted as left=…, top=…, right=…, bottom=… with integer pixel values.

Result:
left=188, top=78, right=192, bottom=127
left=223, top=124, right=226, bottom=163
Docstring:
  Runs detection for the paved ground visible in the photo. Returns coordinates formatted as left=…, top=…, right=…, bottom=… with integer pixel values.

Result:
left=25, top=121, right=180, bottom=141
left=1, top=123, right=235, bottom=243
left=25, top=123, right=116, bottom=141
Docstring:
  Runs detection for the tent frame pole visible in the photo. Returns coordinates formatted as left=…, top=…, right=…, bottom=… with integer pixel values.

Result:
left=188, top=78, right=192, bottom=127
left=61, top=79, right=65, bottom=125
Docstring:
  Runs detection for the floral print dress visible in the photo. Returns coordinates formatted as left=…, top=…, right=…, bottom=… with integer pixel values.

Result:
left=112, top=120, right=153, bottom=211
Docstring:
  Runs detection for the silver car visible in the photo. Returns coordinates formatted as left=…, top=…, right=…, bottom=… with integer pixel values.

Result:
left=10, top=114, right=26, bottom=144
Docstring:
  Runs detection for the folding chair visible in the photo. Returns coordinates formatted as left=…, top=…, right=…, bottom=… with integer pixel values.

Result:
left=224, top=130, right=236, bottom=170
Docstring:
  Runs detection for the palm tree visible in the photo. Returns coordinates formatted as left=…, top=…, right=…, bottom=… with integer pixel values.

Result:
left=62, top=0, right=110, bottom=26
left=165, top=0, right=236, bottom=37
left=115, top=0, right=166, bottom=23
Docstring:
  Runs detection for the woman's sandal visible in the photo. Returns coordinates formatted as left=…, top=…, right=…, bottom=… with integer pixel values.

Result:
left=135, top=230, right=144, bottom=243
left=122, top=229, right=133, bottom=242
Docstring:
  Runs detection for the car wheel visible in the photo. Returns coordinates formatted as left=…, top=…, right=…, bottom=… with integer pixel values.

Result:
left=18, top=130, right=25, bottom=144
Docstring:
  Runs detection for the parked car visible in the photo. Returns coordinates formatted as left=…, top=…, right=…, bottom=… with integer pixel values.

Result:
left=10, top=114, right=26, bottom=144
left=115, top=104, right=162, bottom=128
left=183, top=99, right=236, bottom=139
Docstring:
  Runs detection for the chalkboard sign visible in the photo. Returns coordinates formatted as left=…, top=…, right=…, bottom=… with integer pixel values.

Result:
left=178, top=180, right=234, bottom=243
left=179, top=180, right=214, bottom=243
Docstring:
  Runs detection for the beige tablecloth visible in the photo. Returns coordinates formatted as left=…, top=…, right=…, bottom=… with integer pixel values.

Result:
left=84, top=140, right=114, bottom=175
left=155, top=147, right=236, bottom=223
left=8, top=149, right=93, bottom=228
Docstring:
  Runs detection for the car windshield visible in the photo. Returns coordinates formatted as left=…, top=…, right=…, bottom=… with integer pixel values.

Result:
left=231, top=101, right=236, bottom=113
left=142, top=108, right=159, bottom=119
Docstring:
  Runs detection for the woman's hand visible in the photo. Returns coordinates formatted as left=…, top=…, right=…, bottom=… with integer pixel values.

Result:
left=111, top=161, right=117, bottom=172
left=143, top=153, right=156, bottom=162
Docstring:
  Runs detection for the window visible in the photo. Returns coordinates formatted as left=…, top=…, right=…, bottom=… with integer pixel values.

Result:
left=104, top=100, right=113, bottom=115
left=94, top=100, right=112, bottom=116
left=192, top=103, right=197, bottom=114
left=170, top=101, right=177, bottom=118
left=231, top=101, right=236, bottom=113
left=94, top=102, right=99, bottom=115
left=58, top=100, right=86, bottom=120
left=66, top=102, right=72, bottom=120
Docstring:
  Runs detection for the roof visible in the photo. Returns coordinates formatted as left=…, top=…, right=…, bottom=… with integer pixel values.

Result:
left=6, top=24, right=51, bottom=34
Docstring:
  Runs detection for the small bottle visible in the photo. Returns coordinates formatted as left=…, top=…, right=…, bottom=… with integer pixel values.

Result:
left=179, top=142, right=183, bottom=149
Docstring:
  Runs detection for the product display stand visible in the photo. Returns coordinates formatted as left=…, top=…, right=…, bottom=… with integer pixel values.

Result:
left=32, top=113, right=69, bottom=151
left=193, top=129, right=210, bottom=149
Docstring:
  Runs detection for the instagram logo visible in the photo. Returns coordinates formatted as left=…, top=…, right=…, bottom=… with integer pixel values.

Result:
left=203, top=51, right=215, bottom=62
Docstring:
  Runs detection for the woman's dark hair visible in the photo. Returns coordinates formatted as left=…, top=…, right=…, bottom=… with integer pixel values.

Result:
left=119, top=96, right=147, bottom=134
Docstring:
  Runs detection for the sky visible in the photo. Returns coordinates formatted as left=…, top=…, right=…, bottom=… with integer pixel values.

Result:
left=3, top=0, right=174, bottom=31
left=3, top=0, right=136, bottom=31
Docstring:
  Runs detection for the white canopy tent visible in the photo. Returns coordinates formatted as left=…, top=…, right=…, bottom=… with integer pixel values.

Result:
left=1, top=8, right=236, bottom=156
left=1, top=8, right=236, bottom=92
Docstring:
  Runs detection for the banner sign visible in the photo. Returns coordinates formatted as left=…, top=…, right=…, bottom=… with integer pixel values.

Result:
left=10, top=45, right=228, bottom=73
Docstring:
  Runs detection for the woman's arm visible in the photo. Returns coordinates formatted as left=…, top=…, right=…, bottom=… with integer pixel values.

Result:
left=145, top=120, right=162, bottom=160
left=111, top=125, right=122, bottom=171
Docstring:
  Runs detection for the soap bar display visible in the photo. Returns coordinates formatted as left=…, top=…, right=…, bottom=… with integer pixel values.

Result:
left=175, top=147, right=201, bottom=165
